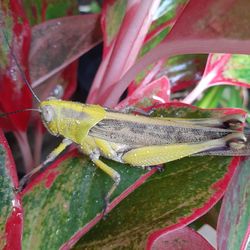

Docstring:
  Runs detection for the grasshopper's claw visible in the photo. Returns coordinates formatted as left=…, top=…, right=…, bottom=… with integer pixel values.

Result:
left=16, top=173, right=33, bottom=193
left=226, top=132, right=247, bottom=150
left=222, top=114, right=245, bottom=129
left=102, top=197, right=110, bottom=219
left=144, top=165, right=164, bottom=172
left=16, top=162, right=46, bottom=193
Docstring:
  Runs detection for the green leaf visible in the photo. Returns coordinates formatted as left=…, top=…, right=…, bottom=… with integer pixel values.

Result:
left=21, top=104, right=243, bottom=249
left=195, top=85, right=244, bottom=109
left=22, top=151, right=147, bottom=249
left=139, top=0, right=188, bottom=57
left=23, top=0, right=78, bottom=25
left=223, top=55, right=250, bottom=83
left=195, top=86, right=225, bottom=108
left=104, top=0, right=127, bottom=47
left=75, top=155, right=235, bottom=249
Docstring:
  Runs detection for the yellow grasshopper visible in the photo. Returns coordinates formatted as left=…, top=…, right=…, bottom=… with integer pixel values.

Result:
left=18, top=97, right=247, bottom=205
left=1, top=30, right=248, bottom=207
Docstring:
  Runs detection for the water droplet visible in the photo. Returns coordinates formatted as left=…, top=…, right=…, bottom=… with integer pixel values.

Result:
left=9, top=67, right=17, bottom=81
left=51, top=84, right=64, bottom=98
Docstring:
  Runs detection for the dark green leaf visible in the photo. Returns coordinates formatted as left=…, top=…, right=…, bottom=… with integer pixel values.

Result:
left=23, top=0, right=78, bottom=25
left=75, top=155, right=235, bottom=249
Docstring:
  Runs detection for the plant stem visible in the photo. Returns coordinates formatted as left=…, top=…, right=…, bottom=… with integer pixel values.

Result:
left=14, top=131, right=33, bottom=173
left=34, top=123, right=43, bottom=166
left=182, top=70, right=216, bottom=104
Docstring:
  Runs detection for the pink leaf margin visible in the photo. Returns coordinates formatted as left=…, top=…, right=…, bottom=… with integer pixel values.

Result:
left=147, top=156, right=241, bottom=250
left=148, top=226, right=214, bottom=250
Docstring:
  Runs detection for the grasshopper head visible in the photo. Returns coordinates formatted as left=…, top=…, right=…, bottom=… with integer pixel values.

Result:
left=39, top=99, right=60, bottom=136
left=39, top=99, right=107, bottom=141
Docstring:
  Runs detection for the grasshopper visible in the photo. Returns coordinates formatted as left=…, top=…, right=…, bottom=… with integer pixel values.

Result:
left=18, top=98, right=247, bottom=204
left=1, top=30, right=249, bottom=208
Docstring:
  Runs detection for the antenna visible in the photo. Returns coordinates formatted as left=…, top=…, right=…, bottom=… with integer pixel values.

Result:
left=0, top=108, right=41, bottom=118
left=1, top=29, right=41, bottom=103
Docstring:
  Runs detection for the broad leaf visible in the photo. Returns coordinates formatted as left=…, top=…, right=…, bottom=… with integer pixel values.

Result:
left=108, top=0, right=250, bottom=107
left=0, top=129, right=22, bottom=250
left=217, top=157, right=250, bottom=250
left=74, top=156, right=239, bottom=249
left=23, top=0, right=79, bottom=101
left=0, top=0, right=32, bottom=132
left=29, top=14, right=102, bottom=88
left=204, top=54, right=250, bottom=88
left=21, top=103, right=245, bottom=248
left=21, top=150, right=149, bottom=249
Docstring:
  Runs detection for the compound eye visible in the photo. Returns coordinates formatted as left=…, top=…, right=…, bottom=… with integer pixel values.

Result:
left=42, top=106, right=54, bottom=122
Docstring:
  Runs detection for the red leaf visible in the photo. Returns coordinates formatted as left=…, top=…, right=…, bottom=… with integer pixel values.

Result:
left=29, top=14, right=102, bottom=88
left=0, top=130, right=23, bottom=250
left=0, top=0, right=32, bottom=132
left=116, top=76, right=170, bottom=110
left=87, top=0, right=161, bottom=104
left=107, top=0, right=250, bottom=107
left=147, top=226, right=214, bottom=250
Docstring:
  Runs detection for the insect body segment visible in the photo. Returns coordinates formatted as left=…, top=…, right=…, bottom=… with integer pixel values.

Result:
left=40, top=99, right=106, bottom=139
